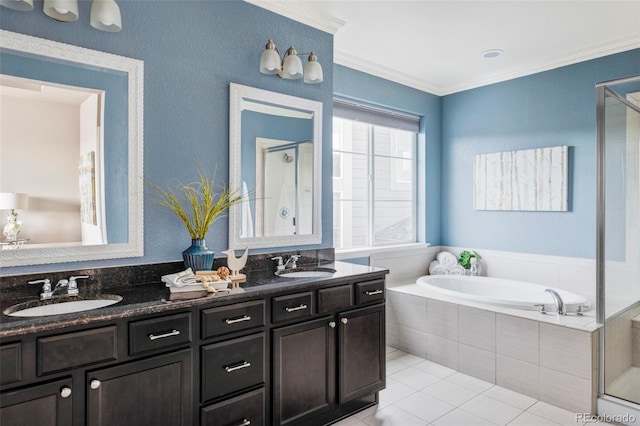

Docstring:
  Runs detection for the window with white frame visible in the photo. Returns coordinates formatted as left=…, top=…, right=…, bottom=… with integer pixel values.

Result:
left=332, top=98, right=420, bottom=250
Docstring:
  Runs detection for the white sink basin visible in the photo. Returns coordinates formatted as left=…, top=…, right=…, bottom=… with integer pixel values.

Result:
left=4, top=295, right=122, bottom=318
left=276, top=267, right=337, bottom=278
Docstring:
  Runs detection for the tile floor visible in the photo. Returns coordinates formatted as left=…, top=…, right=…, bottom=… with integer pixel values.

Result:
left=334, top=347, right=613, bottom=426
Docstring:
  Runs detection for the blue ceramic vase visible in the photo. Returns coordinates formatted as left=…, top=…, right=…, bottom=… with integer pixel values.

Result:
left=182, top=239, right=214, bottom=271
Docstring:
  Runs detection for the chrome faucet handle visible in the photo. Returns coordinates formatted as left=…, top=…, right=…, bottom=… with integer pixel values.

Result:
left=271, top=256, right=285, bottom=271
left=28, top=279, right=52, bottom=300
left=288, top=255, right=301, bottom=269
left=67, top=275, right=88, bottom=296
left=534, top=304, right=547, bottom=315
left=576, top=305, right=584, bottom=316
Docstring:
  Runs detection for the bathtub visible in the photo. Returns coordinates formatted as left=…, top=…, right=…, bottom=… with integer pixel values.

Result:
left=387, top=275, right=599, bottom=413
left=417, top=275, right=591, bottom=312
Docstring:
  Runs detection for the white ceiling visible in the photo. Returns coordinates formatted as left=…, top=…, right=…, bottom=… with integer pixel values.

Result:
left=248, top=0, right=640, bottom=95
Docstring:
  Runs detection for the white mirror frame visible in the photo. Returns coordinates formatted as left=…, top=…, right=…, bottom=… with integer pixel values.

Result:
left=0, top=30, right=144, bottom=267
left=229, top=83, right=322, bottom=250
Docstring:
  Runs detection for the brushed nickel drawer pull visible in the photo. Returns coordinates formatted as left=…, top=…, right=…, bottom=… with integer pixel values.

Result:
left=365, top=289, right=383, bottom=296
left=285, top=304, right=308, bottom=313
left=225, top=361, right=251, bottom=373
left=148, top=329, right=180, bottom=341
left=60, top=386, right=72, bottom=398
left=225, top=315, right=251, bottom=325
left=237, top=420, right=251, bottom=426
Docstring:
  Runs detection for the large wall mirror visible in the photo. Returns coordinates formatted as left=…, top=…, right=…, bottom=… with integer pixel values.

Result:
left=229, top=83, right=322, bottom=249
left=0, top=30, right=143, bottom=267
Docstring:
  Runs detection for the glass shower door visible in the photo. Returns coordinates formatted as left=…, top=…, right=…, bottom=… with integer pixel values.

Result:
left=598, top=76, right=640, bottom=409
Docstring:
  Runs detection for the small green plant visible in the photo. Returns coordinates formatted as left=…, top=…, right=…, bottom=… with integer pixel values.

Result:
left=148, top=167, right=243, bottom=240
left=458, top=250, right=480, bottom=269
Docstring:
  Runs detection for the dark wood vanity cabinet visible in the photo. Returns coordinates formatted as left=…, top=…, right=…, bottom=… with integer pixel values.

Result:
left=1, top=377, right=73, bottom=426
left=86, top=349, right=192, bottom=426
left=272, top=283, right=385, bottom=425
left=272, top=316, right=337, bottom=425
left=1, top=269, right=387, bottom=426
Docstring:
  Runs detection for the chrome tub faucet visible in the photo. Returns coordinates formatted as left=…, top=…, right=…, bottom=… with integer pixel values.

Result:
left=545, top=288, right=566, bottom=315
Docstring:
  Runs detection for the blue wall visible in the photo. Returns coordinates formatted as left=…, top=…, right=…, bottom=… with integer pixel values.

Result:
left=3, top=1, right=640, bottom=276
left=1, top=0, right=333, bottom=275
left=333, top=64, right=443, bottom=245
left=441, top=49, right=640, bottom=258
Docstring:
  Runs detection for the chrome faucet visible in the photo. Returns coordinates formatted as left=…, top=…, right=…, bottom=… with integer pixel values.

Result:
left=272, top=255, right=301, bottom=273
left=28, top=279, right=53, bottom=300
left=28, top=276, right=89, bottom=300
left=283, top=255, right=300, bottom=269
left=545, top=289, right=566, bottom=315
left=67, top=275, right=89, bottom=296
left=271, top=256, right=285, bottom=272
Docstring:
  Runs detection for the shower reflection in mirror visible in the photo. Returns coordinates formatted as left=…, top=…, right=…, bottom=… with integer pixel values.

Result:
left=255, top=139, right=313, bottom=237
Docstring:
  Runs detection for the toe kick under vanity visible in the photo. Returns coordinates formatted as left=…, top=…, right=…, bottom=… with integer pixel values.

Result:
left=0, top=261, right=387, bottom=426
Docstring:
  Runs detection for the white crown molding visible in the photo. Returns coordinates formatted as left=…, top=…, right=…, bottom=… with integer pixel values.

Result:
left=244, top=0, right=345, bottom=34
left=337, top=34, right=640, bottom=96
left=334, top=50, right=443, bottom=95
left=444, top=34, right=640, bottom=95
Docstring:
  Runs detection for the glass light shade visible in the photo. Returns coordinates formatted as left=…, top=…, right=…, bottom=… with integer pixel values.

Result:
left=0, top=0, right=33, bottom=11
left=43, top=0, right=79, bottom=22
left=282, top=54, right=303, bottom=80
left=90, top=0, right=122, bottom=32
left=304, top=60, right=323, bottom=84
left=0, top=193, right=29, bottom=210
left=260, top=48, right=281, bottom=75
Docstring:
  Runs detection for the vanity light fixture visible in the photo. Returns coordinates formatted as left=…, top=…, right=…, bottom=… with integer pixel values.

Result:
left=90, top=0, right=122, bottom=32
left=43, top=0, right=79, bottom=22
left=2, top=0, right=121, bottom=32
left=0, top=0, right=33, bottom=12
left=259, top=39, right=323, bottom=84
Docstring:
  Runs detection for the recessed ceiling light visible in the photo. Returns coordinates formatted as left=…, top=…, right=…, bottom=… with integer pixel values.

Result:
left=482, top=49, right=504, bottom=59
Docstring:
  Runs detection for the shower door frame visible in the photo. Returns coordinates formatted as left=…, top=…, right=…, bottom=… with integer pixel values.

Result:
left=596, top=74, right=640, bottom=419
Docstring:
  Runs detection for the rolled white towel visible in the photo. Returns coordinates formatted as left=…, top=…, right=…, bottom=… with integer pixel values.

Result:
left=446, top=264, right=466, bottom=275
left=429, top=260, right=447, bottom=275
left=162, top=268, right=201, bottom=287
left=436, top=251, right=458, bottom=268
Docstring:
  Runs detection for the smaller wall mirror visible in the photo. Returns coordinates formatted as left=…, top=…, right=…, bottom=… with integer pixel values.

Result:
left=229, top=83, right=322, bottom=250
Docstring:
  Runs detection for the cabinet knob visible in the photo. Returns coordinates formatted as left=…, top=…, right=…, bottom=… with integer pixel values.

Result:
left=328, top=321, right=336, bottom=328
left=341, top=318, right=348, bottom=324
left=60, top=386, right=72, bottom=398
left=90, top=379, right=101, bottom=390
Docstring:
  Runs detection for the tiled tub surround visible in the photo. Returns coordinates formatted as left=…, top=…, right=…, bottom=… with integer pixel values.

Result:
left=386, top=285, right=599, bottom=414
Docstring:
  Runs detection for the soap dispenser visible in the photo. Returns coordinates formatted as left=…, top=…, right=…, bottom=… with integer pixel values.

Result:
left=470, top=258, right=478, bottom=276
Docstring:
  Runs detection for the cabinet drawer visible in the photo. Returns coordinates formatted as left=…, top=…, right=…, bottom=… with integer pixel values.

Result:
left=129, top=312, right=192, bottom=356
left=272, top=292, right=313, bottom=323
left=38, top=326, right=117, bottom=375
left=355, top=280, right=385, bottom=305
left=201, top=333, right=265, bottom=402
left=317, top=285, right=353, bottom=314
left=201, top=300, right=265, bottom=340
left=0, top=342, right=21, bottom=385
left=201, top=387, right=264, bottom=426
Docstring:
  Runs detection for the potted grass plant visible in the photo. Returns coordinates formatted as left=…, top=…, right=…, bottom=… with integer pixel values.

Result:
left=149, top=167, right=243, bottom=271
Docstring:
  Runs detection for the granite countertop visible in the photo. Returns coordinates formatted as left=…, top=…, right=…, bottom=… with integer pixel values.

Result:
left=0, top=261, right=388, bottom=338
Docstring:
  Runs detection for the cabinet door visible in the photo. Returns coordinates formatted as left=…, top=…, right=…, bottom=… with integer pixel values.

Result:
left=339, top=304, right=385, bottom=404
left=87, top=349, right=192, bottom=426
left=272, top=316, right=336, bottom=426
left=1, top=378, right=73, bottom=426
